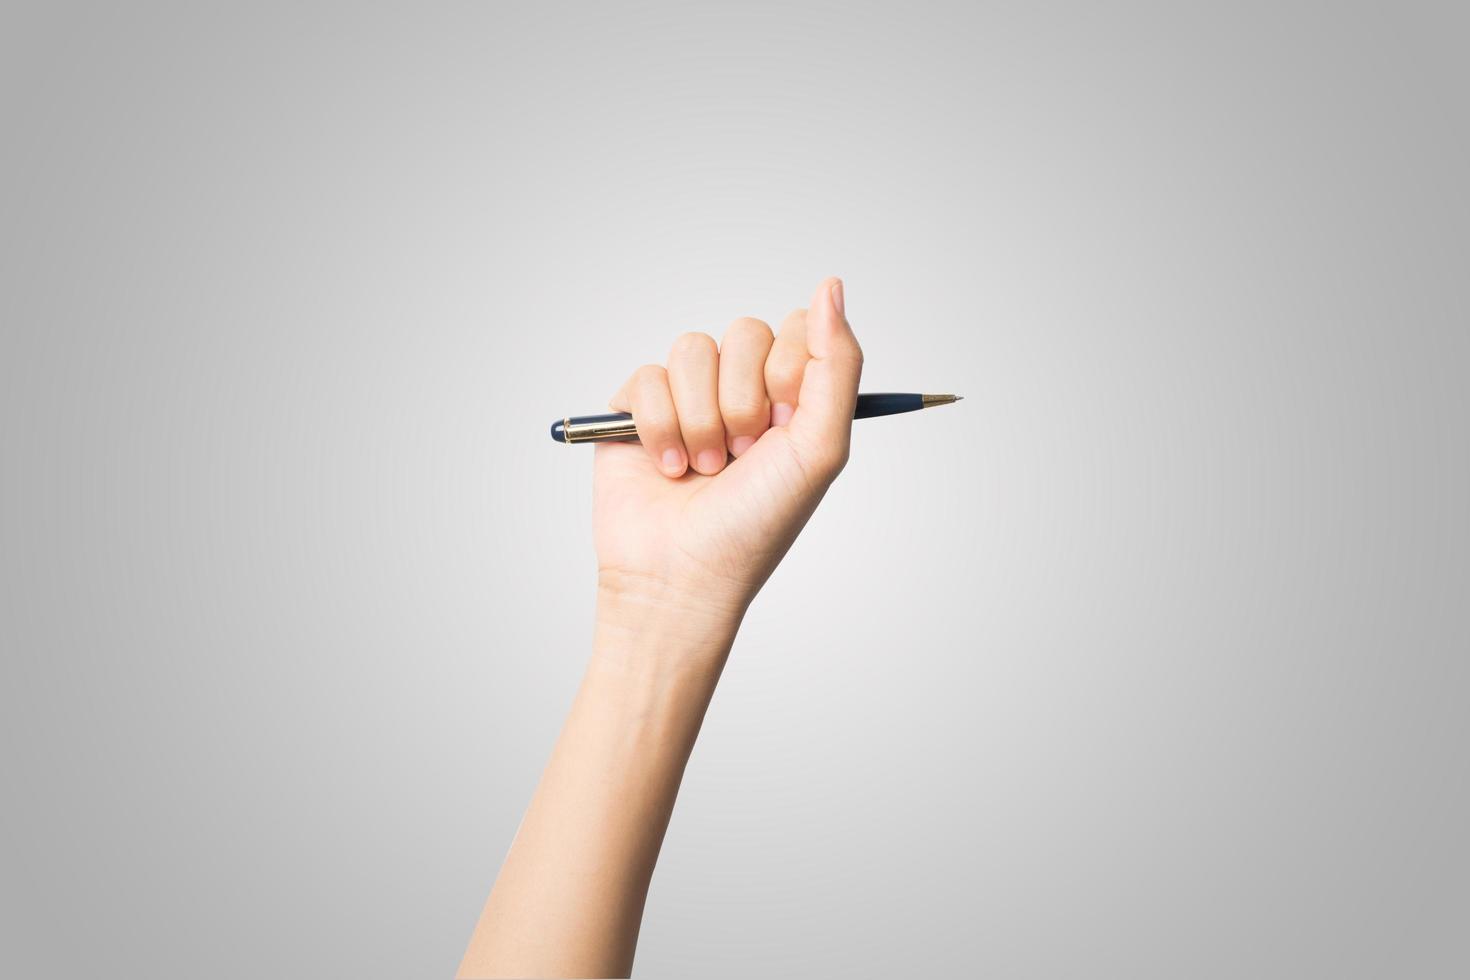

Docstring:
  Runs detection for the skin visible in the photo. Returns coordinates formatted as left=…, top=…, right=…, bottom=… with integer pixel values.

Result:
left=458, top=277, right=862, bottom=979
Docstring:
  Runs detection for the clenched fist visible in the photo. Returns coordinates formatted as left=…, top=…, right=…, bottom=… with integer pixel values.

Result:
left=593, top=277, right=863, bottom=625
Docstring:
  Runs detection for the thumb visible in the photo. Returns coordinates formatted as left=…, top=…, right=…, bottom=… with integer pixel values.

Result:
left=788, top=277, right=863, bottom=469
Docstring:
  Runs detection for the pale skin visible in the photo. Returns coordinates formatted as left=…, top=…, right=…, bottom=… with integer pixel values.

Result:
left=458, top=277, right=862, bottom=979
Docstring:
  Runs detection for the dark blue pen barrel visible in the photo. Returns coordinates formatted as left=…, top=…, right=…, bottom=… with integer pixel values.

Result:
left=851, top=392, right=924, bottom=419
left=565, top=413, right=634, bottom=427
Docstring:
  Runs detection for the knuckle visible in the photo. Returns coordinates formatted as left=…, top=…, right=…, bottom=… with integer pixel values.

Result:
left=633, top=363, right=667, bottom=386
left=724, top=316, right=773, bottom=345
left=832, top=343, right=864, bottom=369
left=765, top=356, right=805, bottom=390
left=636, top=421, right=676, bottom=446
left=634, top=405, right=675, bottom=431
left=766, top=344, right=804, bottom=370
left=720, top=393, right=769, bottom=425
left=671, top=331, right=717, bottom=359
left=680, top=411, right=724, bottom=434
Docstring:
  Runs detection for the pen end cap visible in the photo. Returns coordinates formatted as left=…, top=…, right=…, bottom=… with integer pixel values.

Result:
left=550, top=419, right=567, bottom=443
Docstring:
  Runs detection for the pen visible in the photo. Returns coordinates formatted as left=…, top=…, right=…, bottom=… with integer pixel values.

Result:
left=550, top=392, right=962, bottom=444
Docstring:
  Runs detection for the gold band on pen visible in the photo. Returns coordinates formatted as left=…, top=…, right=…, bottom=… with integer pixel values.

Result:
left=564, top=416, right=641, bottom=444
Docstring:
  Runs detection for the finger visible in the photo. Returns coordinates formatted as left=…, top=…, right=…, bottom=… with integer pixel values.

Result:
left=666, top=332, right=727, bottom=475
left=614, top=364, right=687, bottom=477
left=763, top=307, right=809, bottom=428
left=788, top=277, right=863, bottom=478
left=718, top=317, right=774, bottom=457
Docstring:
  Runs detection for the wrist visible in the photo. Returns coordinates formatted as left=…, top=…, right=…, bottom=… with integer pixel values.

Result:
left=597, top=567, right=751, bottom=628
left=593, top=571, right=748, bottom=673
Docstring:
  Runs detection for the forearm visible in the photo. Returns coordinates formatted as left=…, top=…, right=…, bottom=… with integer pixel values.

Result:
left=457, top=587, right=743, bottom=979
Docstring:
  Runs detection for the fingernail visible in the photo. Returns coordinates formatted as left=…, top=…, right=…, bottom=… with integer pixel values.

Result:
left=696, top=449, right=724, bottom=474
left=830, top=279, right=845, bottom=317
left=772, top=402, right=795, bottom=426
left=661, top=448, right=684, bottom=474
left=730, top=435, right=755, bottom=457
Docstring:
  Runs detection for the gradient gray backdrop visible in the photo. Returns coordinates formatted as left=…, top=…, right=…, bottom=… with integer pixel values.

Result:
left=3, top=3, right=1467, bottom=978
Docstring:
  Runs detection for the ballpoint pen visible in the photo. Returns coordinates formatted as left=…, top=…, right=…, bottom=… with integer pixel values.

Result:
left=550, top=392, right=962, bottom=444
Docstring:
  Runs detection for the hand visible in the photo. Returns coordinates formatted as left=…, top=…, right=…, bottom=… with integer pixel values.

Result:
left=593, top=277, right=863, bottom=625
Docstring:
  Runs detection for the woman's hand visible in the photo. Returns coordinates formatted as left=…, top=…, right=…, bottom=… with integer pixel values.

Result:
left=593, top=277, right=863, bottom=628
left=459, top=278, right=861, bottom=978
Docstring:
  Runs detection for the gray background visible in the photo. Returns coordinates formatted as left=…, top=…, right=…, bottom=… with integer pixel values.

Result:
left=2, top=2, right=1467, bottom=977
